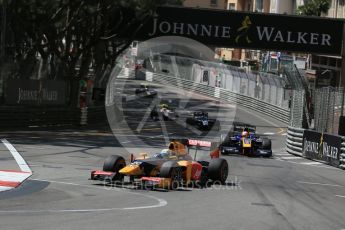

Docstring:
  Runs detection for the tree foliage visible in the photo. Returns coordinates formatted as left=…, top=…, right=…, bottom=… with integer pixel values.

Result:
left=3, top=0, right=182, bottom=81
left=297, top=0, right=331, bottom=16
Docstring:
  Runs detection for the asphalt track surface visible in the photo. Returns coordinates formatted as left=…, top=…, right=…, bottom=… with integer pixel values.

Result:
left=0, top=79, right=344, bottom=230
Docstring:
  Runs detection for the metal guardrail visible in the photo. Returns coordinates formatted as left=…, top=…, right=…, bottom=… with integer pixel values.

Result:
left=286, top=126, right=304, bottom=157
left=149, top=73, right=290, bottom=124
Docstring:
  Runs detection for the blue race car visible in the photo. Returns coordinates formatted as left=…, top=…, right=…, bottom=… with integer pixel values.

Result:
left=220, top=122, right=272, bottom=157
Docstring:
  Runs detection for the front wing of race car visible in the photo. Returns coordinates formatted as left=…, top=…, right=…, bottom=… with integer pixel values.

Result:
left=91, top=170, right=118, bottom=181
left=221, top=145, right=272, bottom=157
left=220, top=137, right=272, bottom=157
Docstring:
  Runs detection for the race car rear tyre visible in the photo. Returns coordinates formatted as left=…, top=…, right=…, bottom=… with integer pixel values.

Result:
left=160, top=161, right=182, bottom=190
left=208, top=158, right=228, bottom=185
left=262, top=139, right=272, bottom=150
left=103, top=155, right=126, bottom=181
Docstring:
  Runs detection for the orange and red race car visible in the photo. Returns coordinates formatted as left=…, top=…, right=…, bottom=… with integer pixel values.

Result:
left=90, top=139, right=228, bottom=189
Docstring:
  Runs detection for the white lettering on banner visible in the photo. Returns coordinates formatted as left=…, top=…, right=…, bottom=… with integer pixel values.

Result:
left=256, top=27, right=274, bottom=41
left=159, top=21, right=171, bottom=34
left=256, top=27, right=332, bottom=46
left=201, top=25, right=212, bottom=37
left=17, top=88, right=58, bottom=104
left=222, top=26, right=231, bottom=38
left=148, top=18, right=334, bottom=47
left=214, top=26, right=220, bottom=37
left=187, top=24, right=198, bottom=36
left=287, top=31, right=295, bottom=43
left=297, top=32, right=308, bottom=44
left=273, top=31, right=284, bottom=42
left=310, top=33, right=319, bottom=45
left=323, top=142, right=338, bottom=159
left=304, top=139, right=319, bottom=154
left=173, top=22, right=184, bottom=34
left=322, top=34, right=331, bottom=46
left=149, top=18, right=232, bottom=38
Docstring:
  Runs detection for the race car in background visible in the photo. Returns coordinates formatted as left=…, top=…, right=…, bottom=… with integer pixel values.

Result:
left=135, top=84, right=157, bottom=98
left=220, top=122, right=272, bottom=157
left=90, top=139, right=229, bottom=189
left=150, top=103, right=178, bottom=121
left=186, top=111, right=218, bottom=130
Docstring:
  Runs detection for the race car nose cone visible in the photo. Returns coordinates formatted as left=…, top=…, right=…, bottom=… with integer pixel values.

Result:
left=119, top=165, right=141, bottom=175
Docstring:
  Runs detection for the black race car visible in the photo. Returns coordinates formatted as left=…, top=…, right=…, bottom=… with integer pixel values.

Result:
left=135, top=84, right=157, bottom=98
left=220, top=122, right=272, bottom=157
left=186, top=111, right=217, bottom=130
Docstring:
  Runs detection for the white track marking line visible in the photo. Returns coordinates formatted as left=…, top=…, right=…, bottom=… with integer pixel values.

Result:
left=280, top=156, right=302, bottom=160
left=299, top=162, right=323, bottom=165
left=1, top=139, right=32, bottom=173
left=0, top=186, right=14, bottom=192
left=11, top=178, right=168, bottom=212
left=275, top=158, right=335, bottom=169
left=335, top=195, right=345, bottom=198
left=263, top=132, right=275, bottom=135
left=297, top=181, right=344, bottom=188
left=274, top=153, right=291, bottom=156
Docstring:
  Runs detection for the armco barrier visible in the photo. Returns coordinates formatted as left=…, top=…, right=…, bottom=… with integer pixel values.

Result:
left=286, top=126, right=304, bottom=157
left=150, top=73, right=290, bottom=124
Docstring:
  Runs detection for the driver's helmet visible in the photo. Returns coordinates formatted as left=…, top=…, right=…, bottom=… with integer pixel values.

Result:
left=160, top=149, right=175, bottom=157
left=241, top=131, right=249, bottom=138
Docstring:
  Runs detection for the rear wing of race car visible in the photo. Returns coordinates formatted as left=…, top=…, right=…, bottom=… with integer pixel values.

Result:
left=186, top=139, right=220, bottom=159
left=169, top=138, right=219, bottom=159
left=232, top=122, right=256, bottom=134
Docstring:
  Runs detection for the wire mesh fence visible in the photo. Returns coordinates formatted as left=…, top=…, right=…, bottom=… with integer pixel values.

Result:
left=290, top=90, right=305, bottom=128
left=149, top=54, right=291, bottom=109
left=312, top=87, right=345, bottom=135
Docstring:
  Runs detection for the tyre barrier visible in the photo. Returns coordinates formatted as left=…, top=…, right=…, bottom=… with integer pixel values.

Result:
left=286, top=126, right=345, bottom=170
left=80, top=107, right=88, bottom=125
left=286, top=126, right=304, bottom=157
left=149, top=73, right=290, bottom=124
left=341, top=138, right=345, bottom=170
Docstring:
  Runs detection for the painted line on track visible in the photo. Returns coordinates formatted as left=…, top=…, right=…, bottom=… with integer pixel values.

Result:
left=274, top=158, right=335, bottom=169
left=335, top=195, right=345, bottom=198
left=297, top=181, right=344, bottom=188
left=299, top=162, right=323, bottom=165
left=263, top=132, right=275, bottom=135
left=0, top=139, right=32, bottom=192
left=1, top=139, right=32, bottom=173
left=274, top=153, right=291, bottom=156
left=280, top=156, right=303, bottom=160
left=0, top=178, right=168, bottom=213
left=277, top=128, right=285, bottom=134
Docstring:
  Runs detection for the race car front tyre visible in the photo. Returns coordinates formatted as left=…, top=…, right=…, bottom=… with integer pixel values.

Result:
left=208, top=158, right=228, bottom=185
left=103, top=155, right=126, bottom=181
left=160, top=161, right=182, bottom=190
left=262, top=139, right=272, bottom=150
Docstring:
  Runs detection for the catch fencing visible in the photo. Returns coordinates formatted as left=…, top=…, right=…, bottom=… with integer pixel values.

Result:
left=312, top=87, right=345, bottom=135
